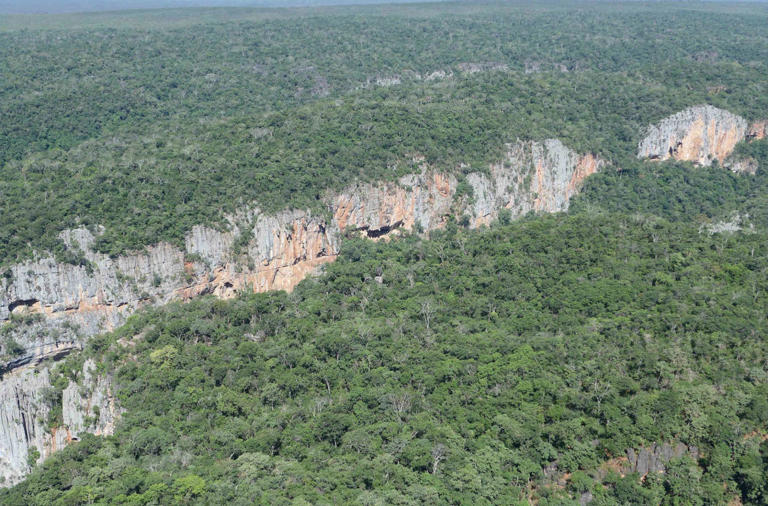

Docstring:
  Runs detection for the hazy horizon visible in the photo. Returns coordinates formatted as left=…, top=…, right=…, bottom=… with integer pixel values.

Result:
left=0, top=0, right=452, bottom=15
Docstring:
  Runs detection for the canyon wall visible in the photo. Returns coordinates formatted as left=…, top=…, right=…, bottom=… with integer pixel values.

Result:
left=637, top=105, right=765, bottom=171
left=0, top=138, right=602, bottom=485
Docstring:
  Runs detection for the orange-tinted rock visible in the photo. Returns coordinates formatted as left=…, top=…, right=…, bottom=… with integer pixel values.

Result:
left=569, top=153, right=602, bottom=199
left=467, top=140, right=605, bottom=226
left=2, top=138, right=604, bottom=343
left=748, top=120, right=767, bottom=141
left=638, top=105, right=748, bottom=166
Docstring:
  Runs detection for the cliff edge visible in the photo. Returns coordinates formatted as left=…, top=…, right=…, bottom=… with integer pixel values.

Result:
left=637, top=105, right=765, bottom=171
left=0, top=138, right=603, bottom=486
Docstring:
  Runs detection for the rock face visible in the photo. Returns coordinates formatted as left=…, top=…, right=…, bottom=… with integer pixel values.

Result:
left=638, top=105, right=767, bottom=172
left=0, top=138, right=602, bottom=485
left=1, top=138, right=600, bottom=347
left=748, top=120, right=767, bottom=141
left=727, top=157, right=759, bottom=175
left=61, top=359, right=120, bottom=441
left=468, top=139, right=603, bottom=226
left=624, top=443, right=699, bottom=476
left=638, top=105, right=748, bottom=166
left=0, top=359, right=117, bottom=485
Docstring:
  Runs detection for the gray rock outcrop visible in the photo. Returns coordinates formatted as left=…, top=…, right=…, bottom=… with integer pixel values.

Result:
left=0, top=359, right=117, bottom=486
left=625, top=442, right=699, bottom=475
left=467, top=139, right=603, bottom=225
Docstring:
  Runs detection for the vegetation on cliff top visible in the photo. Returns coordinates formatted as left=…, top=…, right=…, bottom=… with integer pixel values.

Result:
left=1, top=1, right=768, bottom=265
left=3, top=3, right=768, bottom=502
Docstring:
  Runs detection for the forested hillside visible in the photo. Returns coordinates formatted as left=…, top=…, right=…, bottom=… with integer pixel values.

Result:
left=1, top=1, right=768, bottom=265
left=4, top=203, right=768, bottom=504
left=2, top=1, right=768, bottom=504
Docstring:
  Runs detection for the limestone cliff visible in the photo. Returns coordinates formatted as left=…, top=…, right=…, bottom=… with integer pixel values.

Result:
left=467, top=139, right=603, bottom=226
left=0, top=359, right=117, bottom=485
left=1, top=138, right=600, bottom=348
left=0, top=138, right=602, bottom=485
left=637, top=105, right=748, bottom=166
left=637, top=105, right=766, bottom=172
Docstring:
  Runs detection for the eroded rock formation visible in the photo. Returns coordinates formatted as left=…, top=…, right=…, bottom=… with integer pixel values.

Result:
left=637, top=105, right=766, bottom=172
left=638, top=105, right=748, bottom=166
left=0, top=138, right=602, bottom=485
left=0, top=359, right=117, bottom=485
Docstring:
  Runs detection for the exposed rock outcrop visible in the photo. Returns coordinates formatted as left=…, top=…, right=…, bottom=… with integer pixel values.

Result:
left=748, top=120, right=767, bottom=141
left=0, top=359, right=117, bottom=486
left=0, top=138, right=602, bottom=485
left=638, top=105, right=766, bottom=172
left=700, top=213, right=754, bottom=235
left=334, top=171, right=456, bottom=234
left=624, top=442, right=699, bottom=476
left=1, top=138, right=601, bottom=349
left=727, top=157, right=759, bottom=175
left=468, top=139, right=603, bottom=226
left=61, top=359, right=120, bottom=441
left=638, top=105, right=748, bottom=166
left=1, top=340, right=81, bottom=376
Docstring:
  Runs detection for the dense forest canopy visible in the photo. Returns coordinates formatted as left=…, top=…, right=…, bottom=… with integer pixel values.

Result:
left=4, top=206, right=768, bottom=504
left=3, top=2, right=768, bottom=503
left=1, top=1, right=768, bottom=265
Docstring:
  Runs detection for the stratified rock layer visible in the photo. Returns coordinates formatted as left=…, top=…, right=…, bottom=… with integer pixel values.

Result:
left=0, top=138, right=601, bottom=485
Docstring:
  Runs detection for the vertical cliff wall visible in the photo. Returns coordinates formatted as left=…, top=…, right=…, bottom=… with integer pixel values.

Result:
left=637, top=105, right=766, bottom=171
left=0, top=359, right=117, bottom=485
left=1, top=138, right=602, bottom=349
left=468, top=139, right=603, bottom=226
left=637, top=105, right=747, bottom=166
left=0, top=138, right=602, bottom=486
